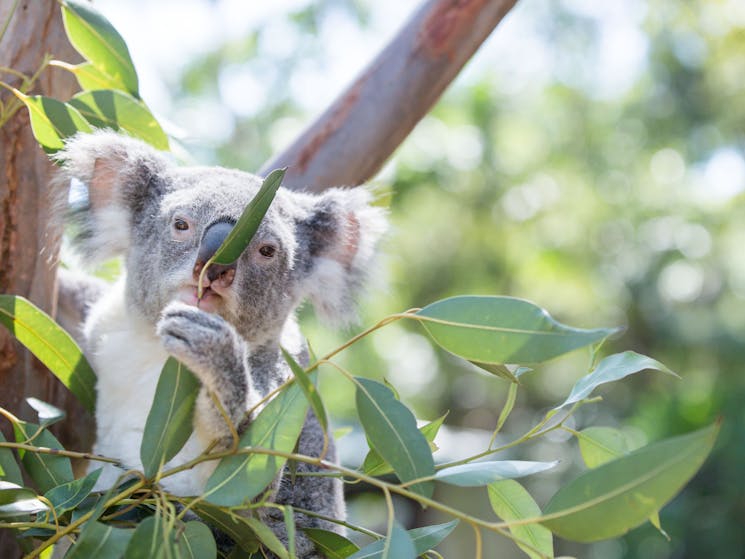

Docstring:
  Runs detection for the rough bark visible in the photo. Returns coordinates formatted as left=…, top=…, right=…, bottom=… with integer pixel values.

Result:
left=262, top=0, right=519, bottom=191
left=0, top=3, right=83, bottom=555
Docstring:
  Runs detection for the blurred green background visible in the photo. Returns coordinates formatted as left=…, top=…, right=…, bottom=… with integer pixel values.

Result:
left=95, top=0, right=745, bottom=556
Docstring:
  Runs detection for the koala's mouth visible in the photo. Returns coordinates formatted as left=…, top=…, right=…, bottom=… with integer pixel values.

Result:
left=178, top=285, right=224, bottom=313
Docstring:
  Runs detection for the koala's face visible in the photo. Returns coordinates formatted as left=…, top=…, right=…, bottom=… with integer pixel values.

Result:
left=60, top=131, right=386, bottom=344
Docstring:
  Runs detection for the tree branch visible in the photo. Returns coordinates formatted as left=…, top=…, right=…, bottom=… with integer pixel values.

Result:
left=261, top=0, right=519, bottom=191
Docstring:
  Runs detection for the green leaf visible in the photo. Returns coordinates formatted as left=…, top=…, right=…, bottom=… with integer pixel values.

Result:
left=355, top=378, right=435, bottom=498
left=66, top=521, right=133, bottom=559
left=362, top=412, right=446, bottom=477
left=0, top=481, right=48, bottom=519
left=488, top=480, right=553, bottom=559
left=349, top=520, right=458, bottom=559
left=192, top=502, right=260, bottom=553
left=0, top=295, right=96, bottom=412
left=213, top=168, right=286, bottom=266
left=11, top=92, right=92, bottom=154
left=176, top=521, right=217, bottom=559
left=435, top=460, right=558, bottom=487
left=51, top=60, right=131, bottom=92
left=0, top=432, right=23, bottom=485
left=557, top=351, right=679, bottom=409
left=302, top=529, right=360, bottom=559
left=61, top=0, right=139, bottom=96
left=140, top=357, right=200, bottom=478
left=26, top=397, right=65, bottom=428
left=575, top=427, right=628, bottom=469
left=471, top=362, right=532, bottom=383
left=44, top=468, right=101, bottom=515
left=244, top=516, right=289, bottom=559
left=282, top=348, right=328, bottom=436
left=69, top=90, right=169, bottom=150
left=284, top=506, right=297, bottom=559
left=13, top=423, right=73, bottom=493
left=416, top=296, right=616, bottom=364
left=124, top=516, right=167, bottom=559
left=542, top=423, right=720, bottom=542
left=204, top=374, right=310, bottom=506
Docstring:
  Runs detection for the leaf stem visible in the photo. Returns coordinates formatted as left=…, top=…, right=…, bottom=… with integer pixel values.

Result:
left=0, top=441, right=120, bottom=464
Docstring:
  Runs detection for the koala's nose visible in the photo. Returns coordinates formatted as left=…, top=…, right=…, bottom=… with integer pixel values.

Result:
left=194, top=221, right=237, bottom=285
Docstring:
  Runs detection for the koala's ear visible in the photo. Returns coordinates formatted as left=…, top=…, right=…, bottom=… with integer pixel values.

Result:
left=295, top=187, right=387, bottom=325
left=56, top=130, right=170, bottom=264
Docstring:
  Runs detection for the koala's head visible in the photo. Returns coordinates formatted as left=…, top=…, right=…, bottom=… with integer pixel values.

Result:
left=57, top=130, right=387, bottom=344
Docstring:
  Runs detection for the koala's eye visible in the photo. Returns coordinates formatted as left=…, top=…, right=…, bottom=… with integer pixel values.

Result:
left=174, top=218, right=189, bottom=231
left=259, top=244, right=277, bottom=258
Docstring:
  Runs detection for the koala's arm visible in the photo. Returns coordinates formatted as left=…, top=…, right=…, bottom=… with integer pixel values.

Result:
left=56, top=267, right=108, bottom=347
left=156, top=302, right=255, bottom=445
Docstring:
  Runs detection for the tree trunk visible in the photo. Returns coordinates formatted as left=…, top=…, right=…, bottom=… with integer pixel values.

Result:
left=0, top=2, right=83, bottom=555
left=262, top=0, right=519, bottom=191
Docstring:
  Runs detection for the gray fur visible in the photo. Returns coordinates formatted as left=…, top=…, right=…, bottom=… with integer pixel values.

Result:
left=57, top=130, right=387, bottom=557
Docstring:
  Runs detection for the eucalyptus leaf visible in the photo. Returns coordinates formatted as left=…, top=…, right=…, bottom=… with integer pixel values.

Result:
left=349, top=520, right=457, bottom=559
left=69, top=90, right=169, bottom=150
left=0, top=432, right=23, bottom=485
left=124, top=515, right=167, bottom=559
left=0, top=295, right=96, bottom=412
left=575, top=427, right=628, bottom=469
left=282, top=348, right=328, bottom=435
left=11, top=92, right=92, bottom=154
left=303, top=529, right=360, bottom=559
left=66, top=521, right=133, bottom=559
left=140, top=357, right=200, bottom=478
left=13, top=422, right=73, bottom=493
left=61, top=0, right=139, bottom=96
left=176, top=521, right=217, bottom=559
left=435, top=460, right=558, bottom=487
left=557, top=351, right=678, bottom=409
left=192, top=502, right=260, bottom=552
left=471, top=362, right=532, bottom=383
left=355, top=378, right=434, bottom=498
left=542, top=423, right=719, bottom=542
left=0, top=481, right=48, bottom=519
left=51, top=60, right=130, bottom=92
left=26, top=397, right=65, bottom=428
left=244, top=516, right=289, bottom=559
left=488, top=480, right=553, bottom=559
left=416, top=296, right=616, bottom=364
left=212, top=168, right=286, bottom=266
left=44, top=468, right=101, bottom=515
left=362, top=412, right=446, bottom=477
left=204, top=374, right=310, bottom=506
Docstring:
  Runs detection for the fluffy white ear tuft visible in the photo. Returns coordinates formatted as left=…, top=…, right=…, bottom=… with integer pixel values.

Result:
left=55, top=130, right=170, bottom=265
left=296, top=187, right=387, bottom=326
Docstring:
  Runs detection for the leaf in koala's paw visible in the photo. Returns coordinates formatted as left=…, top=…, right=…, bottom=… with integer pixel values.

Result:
left=11, top=91, right=92, bottom=155
left=13, top=422, right=73, bottom=493
left=140, top=357, right=200, bottom=478
left=204, top=374, right=310, bottom=507
left=61, top=0, right=139, bottom=96
left=0, top=295, right=96, bottom=412
left=415, top=296, right=618, bottom=364
left=211, top=168, right=286, bottom=266
left=69, top=90, right=169, bottom=150
left=355, top=378, right=435, bottom=498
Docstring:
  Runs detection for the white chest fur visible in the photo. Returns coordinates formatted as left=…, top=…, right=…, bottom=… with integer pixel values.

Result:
left=85, top=282, right=215, bottom=495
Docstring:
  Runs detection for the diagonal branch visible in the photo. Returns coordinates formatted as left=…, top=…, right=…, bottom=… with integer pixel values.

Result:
left=261, top=0, right=519, bottom=192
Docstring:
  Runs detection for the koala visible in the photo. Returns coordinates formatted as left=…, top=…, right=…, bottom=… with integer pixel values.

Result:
left=55, top=130, right=386, bottom=558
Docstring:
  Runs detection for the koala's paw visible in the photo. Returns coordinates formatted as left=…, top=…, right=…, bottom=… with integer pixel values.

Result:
left=157, top=301, right=242, bottom=377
